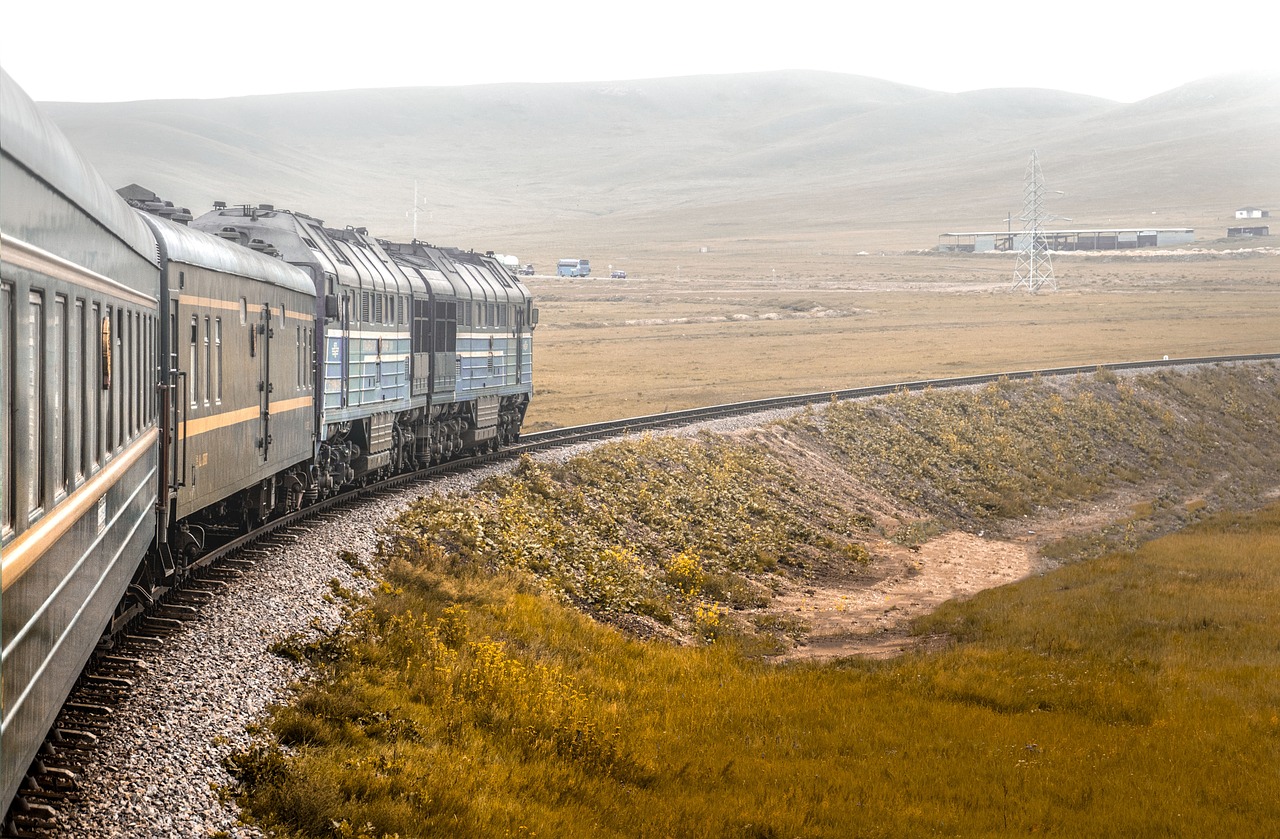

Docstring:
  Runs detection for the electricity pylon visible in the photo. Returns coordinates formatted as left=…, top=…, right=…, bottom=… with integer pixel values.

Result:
left=1012, top=150, right=1057, bottom=293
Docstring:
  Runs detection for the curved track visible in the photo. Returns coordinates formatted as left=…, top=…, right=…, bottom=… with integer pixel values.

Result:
left=515, top=352, right=1280, bottom=450
left=85, top=352, right=1280, bottom=614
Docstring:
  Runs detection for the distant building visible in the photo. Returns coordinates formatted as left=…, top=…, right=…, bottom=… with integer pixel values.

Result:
left=1235, top=207, right=1270, bottom=219
left=937, top=228, right=1195, bottom=253
left=1228, top=226, right=1270, bottom=237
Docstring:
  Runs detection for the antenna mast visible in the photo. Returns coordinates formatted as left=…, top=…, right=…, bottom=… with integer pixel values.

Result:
left=1012, top=150, right=1056, bottom=293
left=407, top=180, right=431, bottom=241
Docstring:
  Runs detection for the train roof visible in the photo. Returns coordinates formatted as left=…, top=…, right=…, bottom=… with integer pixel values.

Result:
left=383, top=241, right=531, bottom=304
left=324, top=226, right=420, bottom=296
left=141, top=212, right=316, bottom=299
left=381, top=242, right=461, bottom=297
left=0, top=67, right=157, bottom=266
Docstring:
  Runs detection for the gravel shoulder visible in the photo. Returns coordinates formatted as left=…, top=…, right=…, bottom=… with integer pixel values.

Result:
left=45, top=464, right=516, bottom=839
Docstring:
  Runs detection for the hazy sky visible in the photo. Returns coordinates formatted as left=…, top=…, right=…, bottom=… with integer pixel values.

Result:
left=2, top=1, right=1271, bottom=104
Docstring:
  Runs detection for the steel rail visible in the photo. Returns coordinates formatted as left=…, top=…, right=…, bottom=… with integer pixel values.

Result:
left=515, top=352, right=1280, bottom=449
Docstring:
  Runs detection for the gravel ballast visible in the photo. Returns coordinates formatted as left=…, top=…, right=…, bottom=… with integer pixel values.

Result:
left=41, top=411, right=806, bottom=838
left=45, top=462, right=523, bottom=839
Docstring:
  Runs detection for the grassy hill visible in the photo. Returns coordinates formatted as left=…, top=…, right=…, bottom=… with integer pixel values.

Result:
left=41, top=70, right=1280, bottom=255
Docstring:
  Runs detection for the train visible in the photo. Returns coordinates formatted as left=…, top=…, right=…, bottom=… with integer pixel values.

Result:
left=0, top=67, right=536, bottom=813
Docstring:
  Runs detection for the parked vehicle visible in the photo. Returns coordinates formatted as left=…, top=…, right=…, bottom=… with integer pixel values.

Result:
left=557, top=258, right=590, bottom=277
left=611, top=270, right=627, bottom=279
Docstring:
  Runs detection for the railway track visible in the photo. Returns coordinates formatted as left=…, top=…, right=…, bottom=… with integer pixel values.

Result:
left=514, top=352, right=1280, bottom=449
left=5, top=351, right=1277, bottom=835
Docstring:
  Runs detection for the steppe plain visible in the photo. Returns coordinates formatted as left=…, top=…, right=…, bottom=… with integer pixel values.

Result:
left=523, top=246, right=1280, bottom=429
left=44, top=69, right=1280, bottom=430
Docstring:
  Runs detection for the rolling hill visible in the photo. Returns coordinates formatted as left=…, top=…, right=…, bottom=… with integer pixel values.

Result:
left=39, top=70, right=1280, bottom=254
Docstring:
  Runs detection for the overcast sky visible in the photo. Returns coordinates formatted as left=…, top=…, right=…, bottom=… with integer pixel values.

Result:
left=2, top=1, right=1272, bottom=104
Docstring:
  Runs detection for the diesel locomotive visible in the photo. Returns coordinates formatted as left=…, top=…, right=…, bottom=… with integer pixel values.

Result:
left=0, top=67, right=536, bottom=812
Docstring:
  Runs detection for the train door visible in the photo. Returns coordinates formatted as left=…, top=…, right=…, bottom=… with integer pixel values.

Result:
left=256, top=304, right=272, bottom=462
left=340, top=294, right=350, bottom=408
left=168, top=299, right=182, bottom=494
left=514, top=307, right=524, bottom=384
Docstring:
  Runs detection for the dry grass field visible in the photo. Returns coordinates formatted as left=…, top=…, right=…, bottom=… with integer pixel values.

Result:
left=524, top=248, right=1280, bottom=428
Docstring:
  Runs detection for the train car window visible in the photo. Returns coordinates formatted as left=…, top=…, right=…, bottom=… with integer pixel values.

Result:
left=190, top=315, right=199, bottom=408
left=109, top=308, right=117, bottom=447
left=2, top=282, right=13, bottom=536
left=118, top=308, right=127, bottom=441
left=130, top=310, right=139, bottom=436
left=52, top=295, right=67, bottom=499
left=278, top=305, right=285, bottom=329
left=215, top=318, right=223, bottom=403
left=239, top=297, right=247, bottom=326
left=115, top=307, right=124, bottom=450
left=431, top=303, right=441, bottom=353
left=133, top=309, right=141, bottom=436
left=136, top=311, right=144, bottom=431
left=128, top=309, right=134, bottom=437
left=296, top=326, right=302, bottom=390
left=204, top=316, right=212, bottom=406
left=70, top=299, right=84, bottom=486
left=28, top=291, right=45, bottom=518
left=93, top=302, right=103, bottom=468
left=103, top=305, right=115, bottom=454
left=122, top=308, right=130, bottom=440
left=146, top=314, right=154, bottom=420
left=138, top=312, right=146, bottom=424
left=412, top=300, right=428, bottom=353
